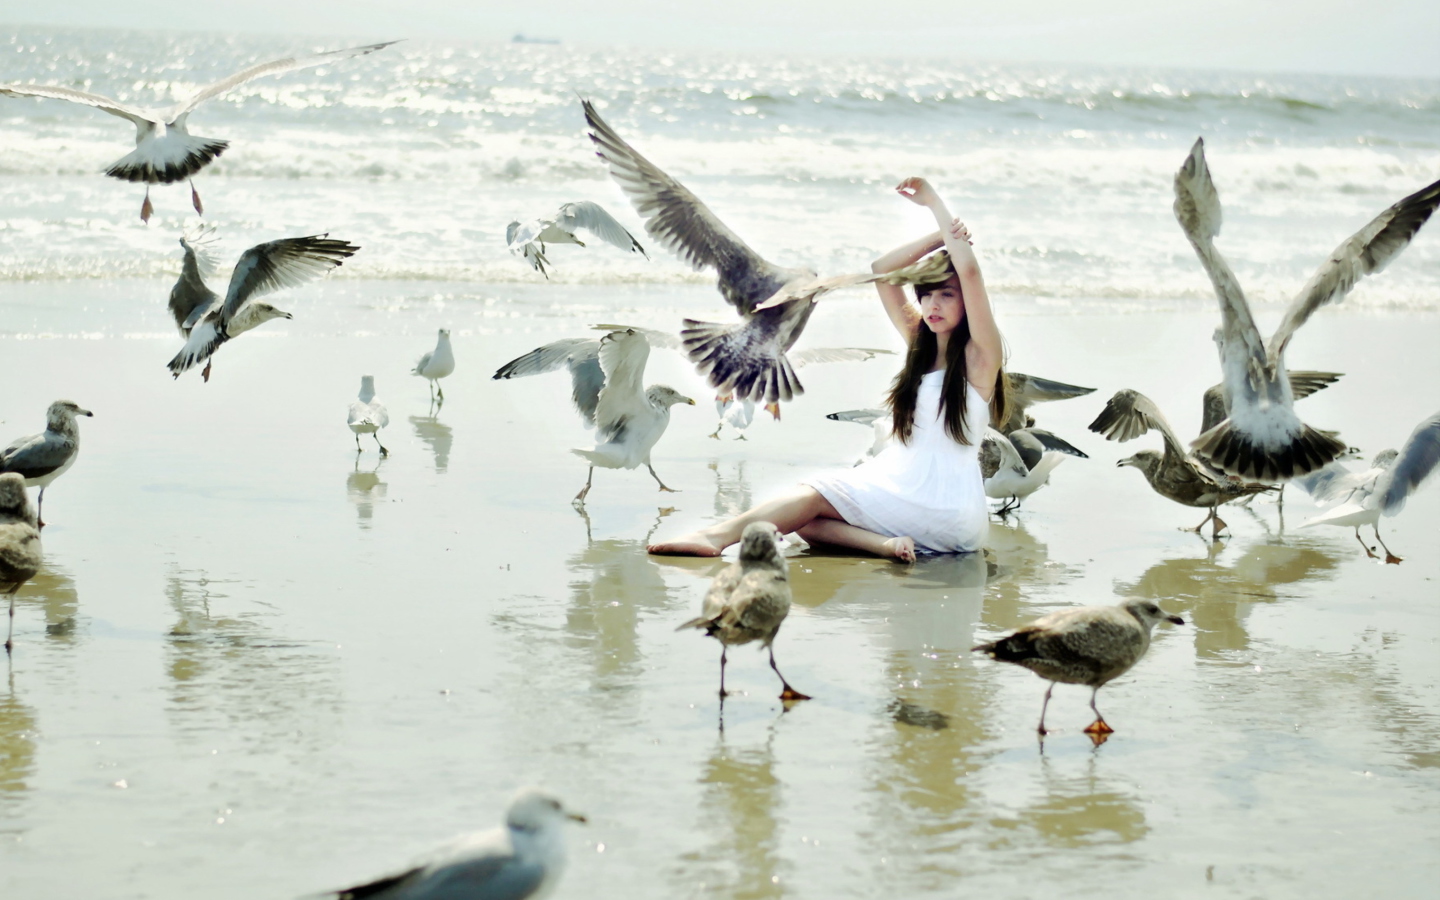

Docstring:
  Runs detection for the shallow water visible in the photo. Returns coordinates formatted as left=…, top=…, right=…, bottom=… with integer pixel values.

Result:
left=1, top=279, right=1437, bottom=897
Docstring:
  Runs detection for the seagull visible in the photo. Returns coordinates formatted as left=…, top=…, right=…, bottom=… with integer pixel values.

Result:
left=0, top=400, right=93, bottom=528
left=506, top=200, right=647, bottom=277
left=492, top=328, right=695, bottom=505
left=0, top=473, right=43, bottom=654
left=166, top=234, right=358, bottom=379
left=583, top=99, right=901, bottom=408
left=998, top=372, right=1096, bottom=434
left=325, top=788, right=586, bottom=900
left=1089, top=389, right=1273, bottom=539
left=1174, top=137, right=1440, bottom=481
left=0, top=41, right=398, bottom=222
left=825, top=408, right=893, bottom=464
left=677, top=521, right=809, bottom=702
left=973, top=598, right=1184, bottom=737
left=708, top=347, right=895, bottom=438
left=347, top=376, right=390, bottom=456
left=980, top=427, right=1088, bottom=514
left=413, top=328, right=456, bottom=403
left=1299, top=411, right=1440, bottom=564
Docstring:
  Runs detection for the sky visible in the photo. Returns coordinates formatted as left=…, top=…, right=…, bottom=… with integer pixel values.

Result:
left=7, top=0, right=1440, bottom=79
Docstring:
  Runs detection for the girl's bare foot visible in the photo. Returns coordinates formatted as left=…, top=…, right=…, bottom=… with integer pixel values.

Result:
left=881, top=536, right=917, bottom=563
left=648, top=532, right=725, bottom=557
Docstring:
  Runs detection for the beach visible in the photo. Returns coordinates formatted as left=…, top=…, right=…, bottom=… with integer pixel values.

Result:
left=2, top=27, right=1439, bottom=899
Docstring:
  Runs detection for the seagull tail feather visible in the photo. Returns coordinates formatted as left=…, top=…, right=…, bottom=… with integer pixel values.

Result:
left=108, top=135, right=230, bottom=185
left=1191, top=418, right=1346, bottom=482
left=680, top=320, right=803, bottom=404
left=971, top=632, right=1040, bottom=662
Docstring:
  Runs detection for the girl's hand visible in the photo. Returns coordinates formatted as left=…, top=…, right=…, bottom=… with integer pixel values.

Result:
left=896, top=176, right=941, bottom=208
left=948, top=217, right=973, bottom=245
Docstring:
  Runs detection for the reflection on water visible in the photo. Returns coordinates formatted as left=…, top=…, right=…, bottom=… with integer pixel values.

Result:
left=1000, top=756, right=1149, bottom=848
left=0, top=669, right=37, bottom=815
left=1116, top=536, right=1340, bottom=657
left=709, top=460, right=753, bottom=520
left=164, top=568, right=342, bottom=754
left=981, top=519, right=1078, bottom=632
left=410, top=410, right=453, bottom=473
left=680, top=731, right=786, bottom=900
left=346, top=457, right=388, bottom=529
left=12, top=560, right=81, bottom=644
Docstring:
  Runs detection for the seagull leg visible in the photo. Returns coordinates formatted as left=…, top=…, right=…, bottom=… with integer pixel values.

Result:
left=355, top=433, right=363, bottom=453
left=201, top=360, right=213, bottom=383
left=437, top=382, right=445, bottom=401
left=190, top=179, right=204, bottom=216
left=140, top=186, right=153, bottom=223
left=35, top=488, right=45, bottom=530
left=1374, top=524, right=1403, bottom=565
left=708, top=425, right=723, bottom=440
left=1211, top=508, right=1229, bottom=541
left=1037, top=682, right=1054, bottom=737
left=573, top=467, right=595, bottom=506
left=373, top=433, right=389, bottom=457
left=769, top=645, right=811, bottom=701
left=647, top=463, right=680, bottom=493
left=719, top=646, right=729, bottom=699
left=5, top=591, right=14, bottom=654
left=1082, top=688, right=1114, bottom=735
left=1353, top=527, right=1378, bottom=559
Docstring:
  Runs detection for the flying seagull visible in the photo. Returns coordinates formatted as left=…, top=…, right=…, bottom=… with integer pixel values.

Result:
left=493, top=328, right=695, bottom=505
left=677, top=521, right=809, bottom=702
left=1174, top=137, right=1440, bottom=481
left=973, top=598, right=1184, bottom=737
left=1300, top=411, right=1440, bottom=564
left=0, top=472, right=43, bottom=654
left=583, top=99, right=925, bottom=408
left=0, top=41, right=398, bottom=222
left=506, top=200, right=647, bottom=277
left=0, top=400, right=93, bottom=528
left=347, top=376, right=390, bottom=456
left=167, top=234, right=357, bottom=379
left=998, top=372, right=1096, bottom=434
left=325, top=788, right=585, bottom=900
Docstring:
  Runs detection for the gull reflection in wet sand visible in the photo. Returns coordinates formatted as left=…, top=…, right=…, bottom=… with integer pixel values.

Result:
left=709, top=460, right=752, bottom=519
left=410, top=410, right=454, bottom=473
left=1116, top=536, right=1339, bottom=657
left=8, top=560, right=81, bottom=645
left=165, top=568, right=341, bottom=752
left=346, top=456, right=388, bottom=528
left=0, top=668, right=38, bottom=812
left=998, top=754, right=1149, bottom=849
left=679, top=730, right=786, bottom=900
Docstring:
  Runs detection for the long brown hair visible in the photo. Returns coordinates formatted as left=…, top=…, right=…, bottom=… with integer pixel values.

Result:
left=886, top=278, right=1009, bottom=445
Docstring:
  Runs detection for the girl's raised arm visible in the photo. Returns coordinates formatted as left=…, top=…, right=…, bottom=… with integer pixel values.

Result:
left=871, top=230, right=943, bottom=342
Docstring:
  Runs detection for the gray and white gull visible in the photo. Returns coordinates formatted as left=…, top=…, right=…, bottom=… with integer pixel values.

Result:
left=492, top=328, right=695, bottom=505
left=347, top=376, right=390, bottom=456
left=413, top=329, right=456, bottom=403
left=167, top=233, right=358, bottom=379
left=0, top=41, right=397, bottom=221
left=506, top=201, right=647, bottom=277
left=1174, top=137, right=1440, bottom=481
left=0, top=400, right=93, bottom=527
left=980, top=426, right=1088, bottom=514
left=325, top=788, right=585, bottom=900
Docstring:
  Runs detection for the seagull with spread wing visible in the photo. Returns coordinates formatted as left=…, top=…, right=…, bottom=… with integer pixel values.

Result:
left=166, top=233, right=359, bottom=379
left=492, top=328, right=695, bottom=505
left=583, top=99, right=901, bottom=409
left=1173, top=137, right=1440, bottom=482
left=505, top=200, right=647, bottom=277
left=980, top=426, right=1089, bottom=514
left=0, top=41, right=398, bottom=221
left=997, top=372, right=1096, bottom=434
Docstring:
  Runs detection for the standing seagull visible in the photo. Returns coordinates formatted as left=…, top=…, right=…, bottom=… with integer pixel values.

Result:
left=0, top=400, right=93, bottom=528
left=0, top=473, right=43, bottom=654
left=583, top=100, right=897, bottom=408
left=325, top=788, right=586, bottom=900
left=973, top=598, right=1184, bottom=737
left=0, top=41, right=398, bottom=221
left=980, top=427, right=1088, bottom=514
left=413, top=328, right=456, bottom=403
left=1174, top=138, right=1440, bottom=481
left=1300, top=411, right=1440, bottom=564
left=506, top=200, right=647, bottom=277
left=678, top=521, right=809, bottom=702
left=167, top=234, right=358, bottom=379
left=347, top=376, right=390, bottom=456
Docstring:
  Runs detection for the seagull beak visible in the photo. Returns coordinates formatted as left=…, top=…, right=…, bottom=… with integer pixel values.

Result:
left=567, top=812, right=588, bottom=824
left=684, top=397, right=696, bottom=406
left=79, top=409, right=94, bottom=417
left=765, top=403, right=781, bottom=421
left=1167, top=615, right=1185, bottom=625
left=283, top=312, right=294, bottom=319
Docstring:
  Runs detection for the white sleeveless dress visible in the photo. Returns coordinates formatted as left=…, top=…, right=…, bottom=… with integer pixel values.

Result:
left=804, top=370, right=988, bottom=554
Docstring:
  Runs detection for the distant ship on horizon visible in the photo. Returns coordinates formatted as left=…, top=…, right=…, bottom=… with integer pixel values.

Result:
left=513, top=33, right=560, bottom=45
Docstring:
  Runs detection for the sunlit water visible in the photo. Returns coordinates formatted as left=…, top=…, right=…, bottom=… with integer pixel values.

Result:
left=1, top=25, right=1438, bottom=900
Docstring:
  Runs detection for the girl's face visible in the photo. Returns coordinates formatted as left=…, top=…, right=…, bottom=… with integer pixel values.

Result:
left=920, top=275, right=964, bottom=334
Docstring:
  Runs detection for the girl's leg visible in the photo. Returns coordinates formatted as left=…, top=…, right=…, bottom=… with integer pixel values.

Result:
left=796, top=518, right=916, bottom=563
left=648, top=487, right=838, bottom=557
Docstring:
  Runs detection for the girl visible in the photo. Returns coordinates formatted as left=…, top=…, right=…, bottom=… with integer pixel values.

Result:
left=648, top=177, right=1005, bottom=562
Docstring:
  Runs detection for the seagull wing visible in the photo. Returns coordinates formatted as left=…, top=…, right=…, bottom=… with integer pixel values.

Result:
left=218, top=235, right=359, bottom=327
left=331, top=829, right=543, bottom=900
left=593, top=329, right=652, bottom=441
left=557, top=201, right=648, bottom=257
left=491, top=337, right=605, bottom=427
left=169, top=232, right=221, bottom=334
left=1087, top=389, right=1189, bottom=464
left=167, top=41, right=400, bottom=119
left=1269, top=178, right=1440, bottom=362
left=346, top=401, right=376, bottom=429
left=1006, top=372, right=1097, bottom=408
left=1377, top=411, right=1440, bottom=516
left=983, top=427, right=1028, bottom=476
left=589, top=323, right=681, bottom=351
left=0, top=83, right=158, bottom=126
left=826, top=408, right=886, bottom=426
left=0, top=433, right=72, bottom=480
left=1024, top=428, right=1089, bottom=459
left=583, top=99, right=792, bottom=314
left=790, top=347, right=894, bottom=367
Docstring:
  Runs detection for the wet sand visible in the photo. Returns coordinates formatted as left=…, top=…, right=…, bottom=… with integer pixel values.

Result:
left=1, top=279, right=1438, bottom=897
